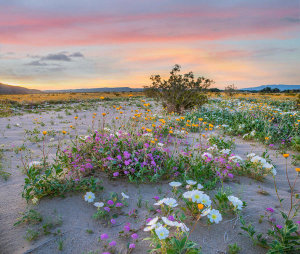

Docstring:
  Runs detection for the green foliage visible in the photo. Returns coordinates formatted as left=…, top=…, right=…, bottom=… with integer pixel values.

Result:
left=22, top=164, right=103, bottom=202
left=240, top=213, right=300, bottom=253
left=0, top=148, right=10, bottom=180
left=145, top=64, right=213, bottom=113
left=14, top=209, right=43, bottom=226
left=228, top=243, right=241, bottom=254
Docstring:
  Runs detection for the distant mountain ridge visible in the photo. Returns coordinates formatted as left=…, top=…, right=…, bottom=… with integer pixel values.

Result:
left=241, top=84, right=300, bottom=91
left=0, top=83, right=42, bottom=94
left=44, top=87, right=144, bottom=93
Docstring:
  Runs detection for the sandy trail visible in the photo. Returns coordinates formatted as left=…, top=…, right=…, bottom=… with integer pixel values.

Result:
left=0, top=103, right=299, bottom=254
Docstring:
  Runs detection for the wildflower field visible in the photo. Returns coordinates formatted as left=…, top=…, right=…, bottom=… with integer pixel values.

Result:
left=0, top=93, right=299, bottom=254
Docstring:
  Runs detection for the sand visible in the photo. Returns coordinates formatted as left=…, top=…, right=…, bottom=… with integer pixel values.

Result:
left=0, top=101, right=299, bottom=254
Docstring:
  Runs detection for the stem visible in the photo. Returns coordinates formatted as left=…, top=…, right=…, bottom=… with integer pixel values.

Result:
left=273, top=176, right=283, bottom=209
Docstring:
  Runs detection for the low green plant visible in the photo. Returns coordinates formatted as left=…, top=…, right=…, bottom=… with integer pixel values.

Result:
left=228, top=243, right=241, bottom=254
left=22, top=163, right=103, bottom=202
left=14, top=209, right=43, bottom=226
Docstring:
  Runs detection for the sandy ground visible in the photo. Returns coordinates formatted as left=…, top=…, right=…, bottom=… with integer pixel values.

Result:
left=0, top=101, right=299, bottom=254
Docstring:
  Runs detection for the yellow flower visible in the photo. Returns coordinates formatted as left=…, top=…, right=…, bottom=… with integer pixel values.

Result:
left=100, top=96, right=105, bottom=100
left=295, top=168, right=300, bottom=172
left=283, top=154, right=289, bottom=158
left=169, top=130, right=173, bottom=134
left=62, top=130, right=67, bottom=134
left=74, top=116, right=78, bottom=120
left=93, top=113, right=97, bottom=116
left=146, top=128, right=152, bottom=132
left=151, top=140, right=155, bottom=144
left=265, top=137, right=269, bottom=140
left=42, top=131, right=47, bottom=135
left=198, top=204, right=204, bottom=210
left=70, top=125, right=73, bottom=128
left=152, top=124, right=156, bottom=128
left=198, top=118, right=203, bottom=121
left=102, top=113, right=106, bottom=116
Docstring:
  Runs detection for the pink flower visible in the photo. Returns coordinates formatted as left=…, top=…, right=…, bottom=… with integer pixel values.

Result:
left=129, top=243, right=136, bottom=249
left=116, top=202, right=123, bottom=207
left=276, top=224, right=283, bottom=229
left=100, top=233, right=108, bottom=240
left=110, top=219, right=116, bottom=224
left=109, top=241, right=116, bottom=246
left=131, top=233, right=138, bottom=239
left=107, top=200, right=114, bottom=206
left=124, top=223, right=131, bottom=232
left=266, top=207, right=274, bottom=213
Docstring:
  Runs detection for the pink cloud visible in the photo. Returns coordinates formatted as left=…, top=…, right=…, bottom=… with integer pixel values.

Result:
left=0, top=5, right=299, bottom=46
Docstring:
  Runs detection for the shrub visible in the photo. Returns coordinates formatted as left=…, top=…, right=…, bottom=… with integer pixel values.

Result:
left=144, top=64, right=213, bottom=114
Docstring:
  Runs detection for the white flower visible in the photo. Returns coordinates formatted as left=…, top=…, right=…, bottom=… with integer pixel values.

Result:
left=201, top=208, right=211, bottom=216
left=147, top=217, right=159, bottom=226
left=169, top=181, right=182, bottom=187
left=220, top=149, right=231, bottom=155
left=199, top=193, right=211, bottom=206
left=201, top=152, right=213, bottom=160
left=208, top=209, right=222, bottom=223
left=229, top=155, right=243, bottom=162
left=84, top=192, right=95, bottom=203
left=183, top=191, right=193, bottom=199
left=250, top=155, right=261, bottom=163
left=154, top=199, right=165, bottom=206
left=186, top=180, right=197, bottom=185
left=157, top=142, right=164, bottom=147
left=121, top=192, right=129, bottom=199
left=197, top=183, right=204, bottom=190
left=179, top=222, right=189, bottom=232
left=94, top=202, right=104, bottom=208
left=191, top=190, right=204, bottom=203
left=50, top=138, right=55, bottom=142
left=242, top=133, right=249, bottom=139
left=104, top=127, right=111, bottom=132
left=155, top=226, right=169, bottom=240
left=247, top=153, right=256, bottom=158
left=228, top=196, right=243, bottom=210
left=162, top=217, right=176, bottom=227
left=163, top=198, right=178, bottom=208
left=250, top=130, right=256, bottom=136
left=29, top=161, right=42, bottom=167
left=262, top=162, right=273, bottom=170
left=32, top=197, right=39, bottom=204
left=271, top=167, right=277, bottom=176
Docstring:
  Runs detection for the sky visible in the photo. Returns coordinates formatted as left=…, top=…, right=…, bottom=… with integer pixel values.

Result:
left=0, top=0, right=300, bottom=90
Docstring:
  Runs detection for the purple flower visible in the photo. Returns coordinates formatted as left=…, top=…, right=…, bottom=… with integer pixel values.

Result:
left=129, top=243, right=136, bottom=249
left=104, top=207, right=110, bottom=212
left=146, top=218, right=152, bottom=223
left=117, top=155, right=122, bottom=160
left=110, top=219, right=116, bottom=224
left=123, top=151, right=131, bottom=159
left=228, top=173, right=234, bottom=178
left=116, top=202, right=123, bottom=207
left=295, top=221, right=300, bottom=225
left=144, top=143, right=149, bottom=148
left=109, top=241, right=116, bottom=246
left=131, top=233, right=138, bottom=239
left=100, top=233, right=108, bottom=240
left=102, top=252, right=110, bottom=254
left=124, top=223, right=131, bottom=232
left=153, top=196, right=160, bottom=201
left=124, top=170, right=129, bottom=175
left=168, top=215, right=175, bottom=221
left=266, top=207, right=274, bottom=213
left=124, top=160, right=131, bottom=166
left=156, top=209, right=161, bottom=213
left=107, top=200, right=114, bottom=206
left=276, top=224, right=283, bottom=229
left=113, top=172, right=119, bottom=177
